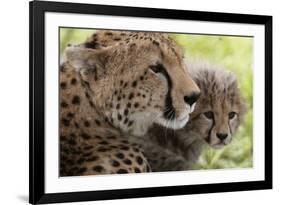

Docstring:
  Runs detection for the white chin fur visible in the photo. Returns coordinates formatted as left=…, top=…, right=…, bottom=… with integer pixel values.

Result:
left=155, top=114, right=190, bottom=130
left=155, top=105, right=193, bottom=129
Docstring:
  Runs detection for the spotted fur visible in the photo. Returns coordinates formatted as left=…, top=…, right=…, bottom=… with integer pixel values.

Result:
left=60, top=31, right=200, bottom=176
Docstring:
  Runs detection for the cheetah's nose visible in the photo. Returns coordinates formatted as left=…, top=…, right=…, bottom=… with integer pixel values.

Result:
left=184, top=92, right=201, bottom=107
left=216, top=133, right=228, bottom=141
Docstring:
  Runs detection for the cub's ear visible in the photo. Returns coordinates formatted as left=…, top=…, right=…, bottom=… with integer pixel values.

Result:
left=64, top=45, right=110, bottom=71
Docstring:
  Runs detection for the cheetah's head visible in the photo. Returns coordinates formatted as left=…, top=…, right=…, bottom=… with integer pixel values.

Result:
left=185, top=62, right=246, bottom=148
left=64, top=32, right=200, bottom=136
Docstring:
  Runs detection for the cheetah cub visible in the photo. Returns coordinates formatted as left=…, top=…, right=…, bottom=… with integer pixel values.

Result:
left=142, top=61, right=247, bottom=172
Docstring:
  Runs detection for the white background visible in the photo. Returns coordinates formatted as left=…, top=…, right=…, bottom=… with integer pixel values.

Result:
left=0, top=0, right=279, bottom=204
left=45, top=12, right=265, bottom=193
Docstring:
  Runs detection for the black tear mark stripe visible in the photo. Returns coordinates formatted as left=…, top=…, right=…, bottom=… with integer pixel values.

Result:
left=228, top=120, right=233, bottom=135
left=151, top=64, right=175, bottom=120
left=206, top=118, right=215, bottom=143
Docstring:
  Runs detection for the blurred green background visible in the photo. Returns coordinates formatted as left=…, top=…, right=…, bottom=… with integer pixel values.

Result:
left=60, top=28, right=253, bottom=170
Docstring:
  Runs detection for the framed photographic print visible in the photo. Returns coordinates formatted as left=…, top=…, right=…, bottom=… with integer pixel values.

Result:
left=29, top=0, right=272, bottom=204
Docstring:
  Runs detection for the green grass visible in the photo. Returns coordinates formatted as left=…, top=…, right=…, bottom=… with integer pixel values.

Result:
left=60, top=28, right=253, bottom=170
left=172, top=34, right=253, bottom=169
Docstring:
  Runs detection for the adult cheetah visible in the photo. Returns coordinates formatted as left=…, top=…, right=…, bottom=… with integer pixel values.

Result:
left=59, top=31, right=200, bottom=176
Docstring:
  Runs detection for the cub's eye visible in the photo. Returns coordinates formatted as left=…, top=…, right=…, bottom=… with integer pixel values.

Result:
left=228, top=112, right=236, bottom=119
left=149, top=64, right=163, bottom=73
left=204, top=111, right=214, bottom=119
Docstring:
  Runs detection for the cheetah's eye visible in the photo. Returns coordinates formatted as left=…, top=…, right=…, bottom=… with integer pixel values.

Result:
left=149, top=64, right=164, bottom=74
left=228, top=112, right=236, bottom=119
left=204, top=111, right=214, bottom=119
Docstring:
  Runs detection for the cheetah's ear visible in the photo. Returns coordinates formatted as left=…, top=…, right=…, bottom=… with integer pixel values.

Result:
left=64, top=45, right=110, bottom=71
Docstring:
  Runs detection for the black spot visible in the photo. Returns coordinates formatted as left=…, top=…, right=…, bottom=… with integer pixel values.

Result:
left=87, top=156, right=99, bottom=162
left=132, top=81, right=137, bottom=87
left=114, top=38, right=121, bottom=41
left=124, top=118, right=129, bottom=124
left=111, top=160, right=120, bottom=167
left=60, top=65, right=66, bottom=72
left=93, top=165, right=104, bottom=172
left=81, top=133, right=91, bottom=140
left=71, top=78, right=77, bottom=85
left=84, top=41, right=99, bottom=49
left=117, top=169, right=128, bottom=174
left=84, top=120, right=90, bottom=127
left=133, top=147, right=139, bottom=152
left=116, top=153, right=124, bottom=159
left=124, top=109, right=129, bottom=116
left=122, top=94, right=126, bottom=98
left=109, top=103, right=113, bottom=108
left=120, top=140, right=128, bottom=145
left=95, top=119, right=101, bottom=126
left=134, top=103, right=139, bottom=108
left=60, top=101, right=68, bottom=108
left=72, top=96, right=80, bottom=105
left=67, top=112, right=74, bottom=118
left=127, top=103, right=131, bottom=108
left=128, top=121, right=134, bottom=127
left=123, top=159, right=132, bottom=165
left=142, top=94, right=146, bottom=98
left=134, top=167, right=141, bottom=173
left=97, top=147, right=107, bottom=152
left=140, top=76, right=144, bottom=81
left=118, top=114, right=122, bottom=121
left=105, top=32, right=113, bottom=36
left=137, top=93, right=141, bottom=97
left=128, top=93, right=134, bottom=100
left=136, top=156, right=143, bottom=165
left=152, top=40, right=160, bottom=46
left=120, top=146, right=129, bottom=151
left=99, top=141, right=109, bottom=145
left=61, top=118, right=70, bottom=127
left=117, top=96, right=121, bottom=101
left=89, top=101, right=94, bottom=108
left=123, top=82, right=128, bottom=88
left=120, top=80, right=123, bottom=86
left=104, top=117, right=109, bottom=123
left=95, top=135, right=102, bottom=139
left=60, top=82, right=67, bottom=89
left=114, top=90, right=118, bottom=95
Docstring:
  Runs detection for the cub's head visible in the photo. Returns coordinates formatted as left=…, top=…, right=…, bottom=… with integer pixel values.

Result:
left=185, top=62, right=246, bottom=148
left=64, top=31, right=200, bottom=136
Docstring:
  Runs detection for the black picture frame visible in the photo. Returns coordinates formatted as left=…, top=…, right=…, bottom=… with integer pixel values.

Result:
left=29, top=0, right=272, bottom=204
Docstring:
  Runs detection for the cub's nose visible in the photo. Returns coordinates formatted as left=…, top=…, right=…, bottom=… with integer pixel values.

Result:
left=184, top=92, right=201, bottom=107
left=216, top=133, right=228, bottom=141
